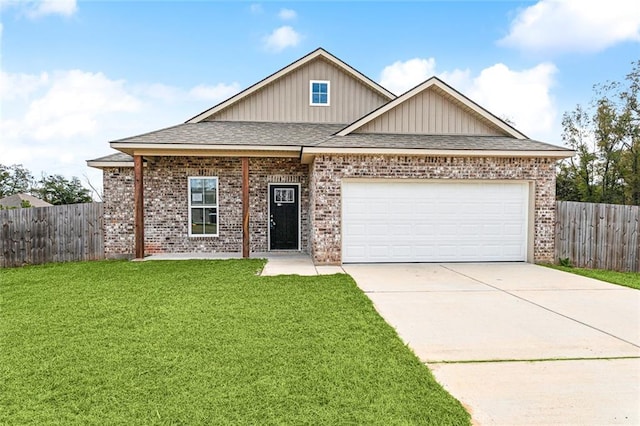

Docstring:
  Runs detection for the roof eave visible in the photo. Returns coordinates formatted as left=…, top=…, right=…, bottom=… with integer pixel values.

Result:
left=110, top=142, right=302, bottom=158
left=300, top=146, right=574, bottom=164
left=87, top=160, right=136, bottom=169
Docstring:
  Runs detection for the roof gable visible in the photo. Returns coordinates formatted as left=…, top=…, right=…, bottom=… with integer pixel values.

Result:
left=338, top=77, right=527, bottom=139
left=187, top=48, right=395, bottom=124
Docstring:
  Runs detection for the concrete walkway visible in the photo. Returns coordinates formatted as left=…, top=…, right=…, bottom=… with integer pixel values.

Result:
left=259, top=252, right=345, bottom=276
left=144, top=252, right=344, bottom=276
left=343, top=263, right=640, bottom=425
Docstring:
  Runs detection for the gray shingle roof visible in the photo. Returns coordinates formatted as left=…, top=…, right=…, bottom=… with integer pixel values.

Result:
left=111, top=121, right=344, bottom=146
left=88, top=152, right=134, bottom=163
left=107, top=120, right=571, bottom=153
left=0, top=193, right=52, bottom=208
left=316, top=133, right=570, bottom=151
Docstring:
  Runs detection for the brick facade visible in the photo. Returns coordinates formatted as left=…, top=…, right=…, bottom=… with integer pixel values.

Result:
left=103, top=154, right=557, bottom=264
left=102, top=156, right=309, bottom=258
left=309, top=155, right=557, bottom=264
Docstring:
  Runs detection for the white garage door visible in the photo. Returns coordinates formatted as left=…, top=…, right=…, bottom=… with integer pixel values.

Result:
left=342, top=181, right=529, bottom=263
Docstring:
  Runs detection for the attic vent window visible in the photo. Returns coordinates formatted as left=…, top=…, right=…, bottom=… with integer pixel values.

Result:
left=310, top=80, right=330, bottom=106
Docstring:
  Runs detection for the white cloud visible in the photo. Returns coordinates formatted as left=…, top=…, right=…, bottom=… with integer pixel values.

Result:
left=464, top=63, right=558, bottom=140
left=380, top=58, right=437, bottom=95
left=1, top=0, right=78, bottom=18
left=189, top=83, right=241, bottom=101
left=379, top=58, right=559, bottom=142
left=278, top=8, right=297, bottom=20
left=0, top=71, right=49, bottom=100
left=249, top=3, right=262, bottom=14
left=28, top=0, right=77, bottom=17
left=0, top=69, right=241, bottom=197
left=22, top=70, right=141, bottom=141
left=263, top=26, right=301, bottom=52
left=499, top=0, right=640, bottom=53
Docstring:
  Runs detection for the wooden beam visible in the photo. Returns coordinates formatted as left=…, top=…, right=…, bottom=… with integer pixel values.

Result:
left=134, top=155, right=144, bottom=259
left=242, top=157, right=250, bottom=258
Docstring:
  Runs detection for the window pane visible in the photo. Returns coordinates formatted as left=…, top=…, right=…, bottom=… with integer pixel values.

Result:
left=319, top=83, right=327, bottom=94
left=312, top=93, right=320, bottom=104
left=319, top=94, right=328, bottom=104
left=191, top=208, right=204, bottom=234
left=190, top=178, right=204, bottom=206
left=312, top=82, right=320, bottom=92
left=204, top=208, right=217, bottom=234
left=204, top=179, right=217, bottom=205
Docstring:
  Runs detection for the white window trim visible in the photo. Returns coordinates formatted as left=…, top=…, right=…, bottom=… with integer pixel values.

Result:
left=309, top=80, right=330, bottom=106
left=188, top=176, right=219, bottom=237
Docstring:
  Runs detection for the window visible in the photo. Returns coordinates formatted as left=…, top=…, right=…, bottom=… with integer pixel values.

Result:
left=274, top=188, right=295, bottom=203
left=310, top=80, right=330, bottom=106
left=189, top=177, right=218, bottom=236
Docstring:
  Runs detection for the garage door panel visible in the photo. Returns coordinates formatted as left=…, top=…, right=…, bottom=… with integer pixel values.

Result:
left=342, top=181, right=528, bottom=263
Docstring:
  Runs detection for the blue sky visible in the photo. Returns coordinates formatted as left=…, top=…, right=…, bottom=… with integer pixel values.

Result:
left=1, top=0, right=639, bottom=197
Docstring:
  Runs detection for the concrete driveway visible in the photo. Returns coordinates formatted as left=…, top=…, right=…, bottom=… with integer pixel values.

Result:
left=343, top=263, right=640, bottom=425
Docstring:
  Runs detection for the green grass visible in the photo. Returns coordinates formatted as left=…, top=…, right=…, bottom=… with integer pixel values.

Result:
left=544, top=264, right=640, bottom=290
left=0, top=259, right=469, bottom=425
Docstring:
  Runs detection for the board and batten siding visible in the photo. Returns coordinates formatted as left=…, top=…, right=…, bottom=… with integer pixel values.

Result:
left=206, top=58, right=389, bottom=123
left=355, top=87, right=506, bottom=135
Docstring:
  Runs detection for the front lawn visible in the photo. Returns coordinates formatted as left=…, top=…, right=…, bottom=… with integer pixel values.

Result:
left=545, top=264, right=640, bottom=290
left=0, top=259, right=469, bottom=425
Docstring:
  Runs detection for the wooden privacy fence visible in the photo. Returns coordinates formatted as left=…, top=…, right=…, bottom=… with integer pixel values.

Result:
left=0, top=203, right=104, bottom=268
left=555, top=201, right=639, bottom=272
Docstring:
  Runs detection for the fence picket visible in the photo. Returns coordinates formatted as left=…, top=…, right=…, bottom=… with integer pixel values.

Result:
left=555, top=201, right=640, bottom=272
left=0, top=203, right=104, bottom=268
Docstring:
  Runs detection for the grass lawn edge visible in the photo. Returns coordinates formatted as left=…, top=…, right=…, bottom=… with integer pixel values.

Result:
left=539, top=263, right=640, bottom=290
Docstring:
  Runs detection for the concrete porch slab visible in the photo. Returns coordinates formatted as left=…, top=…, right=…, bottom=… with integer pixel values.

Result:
left=142, top=252, right=242, bottom=261
left=260, top=254, right=318, bottom=276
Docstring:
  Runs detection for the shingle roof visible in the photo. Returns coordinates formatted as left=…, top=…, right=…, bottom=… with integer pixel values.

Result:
left=0, top=193, right=52, bottom=208
left=315, top=133, right=569, bottom=152
left=89, top=152, right=134, bottom=162
left=107, top=120, right=570, bottom=153
left=111, top=122, right=344, bottom=146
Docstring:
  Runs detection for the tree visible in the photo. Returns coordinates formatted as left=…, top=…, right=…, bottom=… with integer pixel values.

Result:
left=35, top=174, right=93, bottom=205
left=0, top=164, right=35, bottom=198
left=557, top=60, right=640, bottom=205
left=556, top=105, right=599, bottom=202
left=617, top=61, right=640, bottom=205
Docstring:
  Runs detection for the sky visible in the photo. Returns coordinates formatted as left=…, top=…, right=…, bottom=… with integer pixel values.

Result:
left=1, top=0, right=639, bottom=199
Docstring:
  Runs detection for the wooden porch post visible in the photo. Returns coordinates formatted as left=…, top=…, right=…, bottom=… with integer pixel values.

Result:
left=134, top=155, right=144, bottom=259
left=242, top=157, right=250, bottom=258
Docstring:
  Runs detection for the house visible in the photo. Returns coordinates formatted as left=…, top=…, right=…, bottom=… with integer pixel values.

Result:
left=87, top=48, right=573, bottom=264
left=0, top=193, right=52, bottom=209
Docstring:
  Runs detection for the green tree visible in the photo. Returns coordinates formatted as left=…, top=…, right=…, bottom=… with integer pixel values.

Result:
left=557, top=60, right=640, bottom=205
left=557, top=105, right=599, bottom=202
left=618, top=61, right=640, bottom=205
left=0, top=164, right=35, bottom=198
left=36, top=174, right=93, bottom=205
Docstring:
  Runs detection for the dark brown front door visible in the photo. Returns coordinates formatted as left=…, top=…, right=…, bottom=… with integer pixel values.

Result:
left=269, top=184, right=299, bottom=250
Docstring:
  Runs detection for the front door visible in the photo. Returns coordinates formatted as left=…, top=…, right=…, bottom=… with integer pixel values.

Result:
left=269, top=184, right=299, bottom=250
